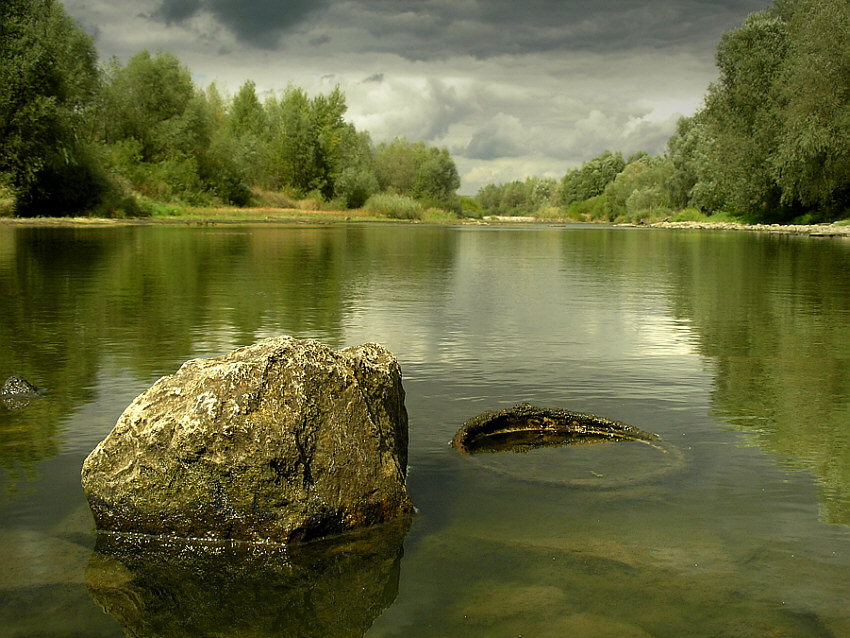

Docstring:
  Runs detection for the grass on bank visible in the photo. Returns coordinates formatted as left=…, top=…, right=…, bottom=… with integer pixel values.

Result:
left=4, top=180, right=847, bottom=226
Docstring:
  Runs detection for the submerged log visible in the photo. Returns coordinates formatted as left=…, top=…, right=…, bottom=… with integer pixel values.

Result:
left=453, top=402, right=659, bottom=455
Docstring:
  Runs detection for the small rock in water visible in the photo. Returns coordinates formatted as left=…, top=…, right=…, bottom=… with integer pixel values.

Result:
left=1, top=375, right=46, bottom=410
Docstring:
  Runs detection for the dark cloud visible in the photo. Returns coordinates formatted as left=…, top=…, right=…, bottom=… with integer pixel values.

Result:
left=465, top=114, right=526, bottom=160
left=361, top=73, right=384, bottom=84
left=153, top=0, right=332, bottom=48
left=324, top=0, right=769, bottom=61
left=156, top=0, right=202, bottom=24
left=149, top=0, right=768, bottom=58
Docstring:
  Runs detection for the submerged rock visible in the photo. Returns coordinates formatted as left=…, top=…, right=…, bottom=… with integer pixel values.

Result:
left=1, top=375, right=46, bottom=411
left=81, top=336, right=413, bottom=543
left=86, top=518, right=409, bottom=638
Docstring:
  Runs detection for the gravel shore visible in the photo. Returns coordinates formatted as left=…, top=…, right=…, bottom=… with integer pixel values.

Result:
left=649, top=220, right=850, bottom=237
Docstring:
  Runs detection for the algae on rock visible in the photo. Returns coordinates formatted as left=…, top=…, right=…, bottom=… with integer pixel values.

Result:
left=81, top=336, right=413, bottom=543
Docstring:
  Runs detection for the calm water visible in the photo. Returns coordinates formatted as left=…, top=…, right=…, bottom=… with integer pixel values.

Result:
left=1, top=223, right=849, bottom=637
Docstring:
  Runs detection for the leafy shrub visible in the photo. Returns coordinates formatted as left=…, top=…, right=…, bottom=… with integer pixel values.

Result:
left=564, top=194, right=611, bottom=221
left=422, top=207, right=459, bottom=222
left=14, top=143, right=110, bottom=216
left=536, top=206, right=561, bottom=219
left=363, top=193, right=423, bottom=219
left=334, top=167, right=379, bottom=209
left=298, top=192, right=324, bottom=211
left=254, top=189, right=299, bottom=209
left=460, top=196, right=483, bottom=218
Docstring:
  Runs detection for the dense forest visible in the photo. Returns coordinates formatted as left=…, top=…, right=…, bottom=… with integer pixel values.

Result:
left=0, top=0, right=462, bottom=218
left=478, top=0, right=849, bottom=224
left=1, top=0, right=847, bottom=222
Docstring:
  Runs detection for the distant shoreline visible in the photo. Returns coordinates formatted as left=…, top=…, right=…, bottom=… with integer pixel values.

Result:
left=1, top=212, right=849, bottom=237
left=647, top=220, right=850, bottom=237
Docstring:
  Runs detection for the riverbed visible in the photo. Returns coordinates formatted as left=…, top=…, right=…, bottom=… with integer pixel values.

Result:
left=1, top=223, right=848, bottom=636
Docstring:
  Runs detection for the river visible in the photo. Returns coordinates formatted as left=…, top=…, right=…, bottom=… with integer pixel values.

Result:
left=1, top=223, right=848, bottom=636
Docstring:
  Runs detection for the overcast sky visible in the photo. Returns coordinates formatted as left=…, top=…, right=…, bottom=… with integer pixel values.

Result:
left=60, top=0, right=768, bottom=194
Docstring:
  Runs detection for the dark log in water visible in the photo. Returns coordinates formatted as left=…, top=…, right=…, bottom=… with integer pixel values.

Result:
left=452, top=403, right=659, bottom=455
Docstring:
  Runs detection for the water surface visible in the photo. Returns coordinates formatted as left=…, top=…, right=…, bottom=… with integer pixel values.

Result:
left=1, top=224, right=848, bottom=636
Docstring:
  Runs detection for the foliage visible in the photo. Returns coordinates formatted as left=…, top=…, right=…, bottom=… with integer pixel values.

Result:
left=0, top=16, right=462, bottom=217
left=459, top=196, right=483, bottom=218
left=373, top=138, right=461, bottom=212
left=560, top=151, right=625, bottom=207
left=0, top=0, right=106, bottom=215
left=475, top=176, right=558, bottom=216
left=363, top=193, right=423, bottom=220
left=604, top=155, right=673, bottom=220
left=564, top=194, right=611, bottom=221
left=770, top=0, right=850, bottom=215
left=665, top=0, right=850, bottom=221
left=422, top=207, right=459, bottom=222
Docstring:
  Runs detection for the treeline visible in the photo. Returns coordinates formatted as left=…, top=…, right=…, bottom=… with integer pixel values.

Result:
left=478, top=0, right=849, bottom=223
left=0, top=0, right=461, bottom=218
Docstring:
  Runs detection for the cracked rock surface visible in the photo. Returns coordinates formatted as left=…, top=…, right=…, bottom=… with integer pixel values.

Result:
left=81, top=336, right=413, bottom=543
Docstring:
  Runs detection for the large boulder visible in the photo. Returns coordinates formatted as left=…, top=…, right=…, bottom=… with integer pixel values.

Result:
left=81, top=336, right=413, bottom=543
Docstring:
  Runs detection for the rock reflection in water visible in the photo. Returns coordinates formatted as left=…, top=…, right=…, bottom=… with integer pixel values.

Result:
left=85, top=517, right=410, bottom=637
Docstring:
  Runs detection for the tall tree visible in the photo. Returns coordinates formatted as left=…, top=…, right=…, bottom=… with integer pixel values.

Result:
left=0, top=0, right=104, bottom=215
left=99, top=50, right=196, bottom=162
left=667, top=0, right=849, bottom=220
left=559, top=151, right=625, bottom=207
left=771, top=0, right=850, bottom=215
left=700, top=9, right=790, bottom=216
left=412, top=147, right=461, bottom=211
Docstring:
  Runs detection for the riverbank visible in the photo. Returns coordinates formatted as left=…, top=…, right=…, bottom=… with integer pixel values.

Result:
left=648, top=220, right=850, bottom=237
left=2, top=209, right=849, bottom=236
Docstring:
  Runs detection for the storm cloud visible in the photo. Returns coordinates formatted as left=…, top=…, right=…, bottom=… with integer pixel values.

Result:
left=61, top=0, right=769, bottom=193
left=150, top=0, right=765, bottom=59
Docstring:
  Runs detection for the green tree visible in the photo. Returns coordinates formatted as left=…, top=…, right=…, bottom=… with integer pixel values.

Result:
left=0, top=0, right=105, bottom=215
left=310, top=86, right=348, bottom=198
left=667, top=0, right=849, bottom=220
left=412, top=147, right=461, bottom=211
left=700, top=10, right=790, bottom=216
left=559, top=151, right=625, bottom=207
left=605, top=154, right=673, bottom=220
left=373, top=137, right=460, bottom=211
left=230, top=80, right=267, bottom=138
left=99, top=50, right=196, bottom=162
left=333, top=128, right=378, bottom=208
left=264, top=87, right=318, bottom=194
left=771, top=0, right=850, bottom=216
left=373, top=137, right=423, bottom=194
left=225, top=81, right=270, bottom=190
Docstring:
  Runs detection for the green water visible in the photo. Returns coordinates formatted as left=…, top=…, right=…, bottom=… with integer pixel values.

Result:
left=0, top=224, right=848, bottom=637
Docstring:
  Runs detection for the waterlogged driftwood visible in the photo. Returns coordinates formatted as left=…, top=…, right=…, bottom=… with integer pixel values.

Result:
left=81, top=336, right=413, bottom=543
left=453, top=403, right=659, bottom=455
